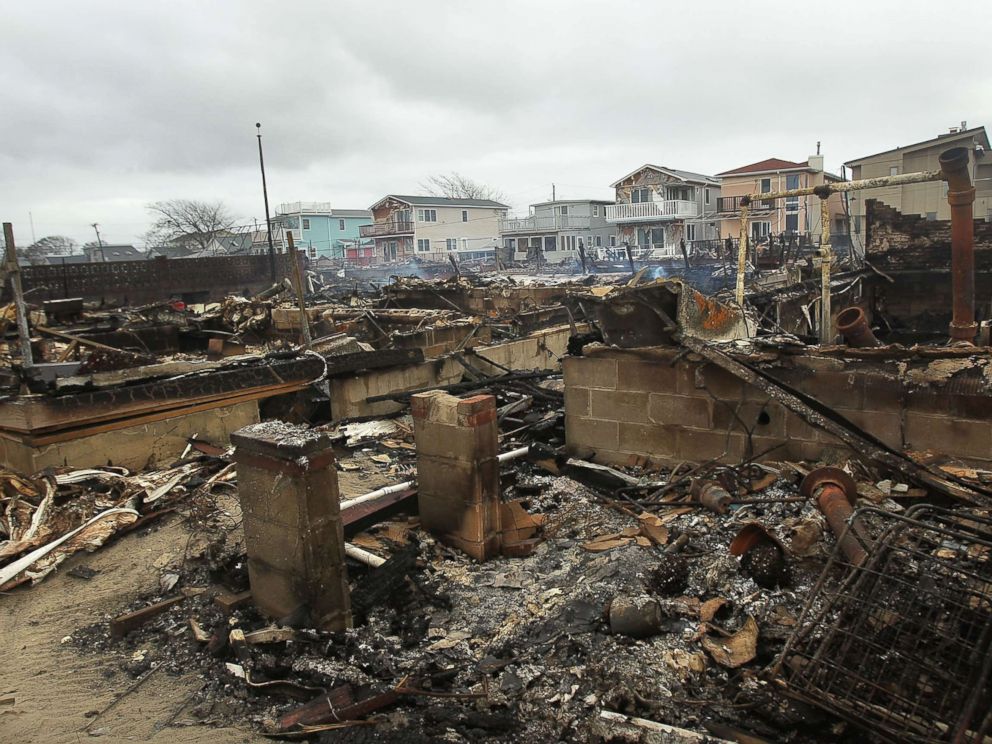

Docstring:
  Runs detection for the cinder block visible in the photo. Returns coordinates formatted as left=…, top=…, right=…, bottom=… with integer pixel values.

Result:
left=590, top=389, right=651, bottom=423
left=564, top=387, right=591, bottom=417
left=904, top=413, right=992, bottom=463
left=693, top=363, right=746, bottom=401
left=676, top=428, right=746, bottom=463
left=617, top=359, right=679, bottom=393
left=862, top=375, right=905, bottom=412
left=565, top=416, right=620, bottom=451
left=794, top=371, right=865, bottom=409
left=834, top=408, right=904, bottom=450
left=618, top=422, right=678, bottom=456
left=563, top=356, right=617, bottom=390
left=712, top=400, right=787, bottom=439
left=649, top=393, right=712, bottom=428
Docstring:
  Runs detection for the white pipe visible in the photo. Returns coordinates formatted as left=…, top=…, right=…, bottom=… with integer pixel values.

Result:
left=497, top=446, right=530, bottom=464
left=344, top=543, right=386, bottom=567
left=339, top=480, right=415, bottom=511
left=339, top=447, right=530, bottom=512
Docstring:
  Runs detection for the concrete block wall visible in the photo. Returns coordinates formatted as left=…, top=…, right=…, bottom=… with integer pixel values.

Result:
left=564, top=346, right=992, bottom=468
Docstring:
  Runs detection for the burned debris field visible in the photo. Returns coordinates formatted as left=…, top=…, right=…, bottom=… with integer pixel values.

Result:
left=3, top=144, right=992, bottom=744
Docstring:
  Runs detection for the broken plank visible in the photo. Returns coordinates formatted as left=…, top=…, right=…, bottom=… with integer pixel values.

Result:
left=214, top=589, right=253, bottom=613
left=35, top=325, right=124, bottom=353
left=110, top=595, right=186, bottom=639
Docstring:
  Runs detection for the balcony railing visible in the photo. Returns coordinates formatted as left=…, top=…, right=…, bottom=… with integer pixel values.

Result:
left=277, top=201, right=333, bottom=215
left=359, top=220, right=414, bottom=237
left=605, top=200, right=698, bottom=223
left=498, top=214, right=592, bottom=233
left=716, top=196, right=776, bottom=213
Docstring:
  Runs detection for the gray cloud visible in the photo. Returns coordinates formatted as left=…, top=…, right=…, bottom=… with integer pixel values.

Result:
left=1, top=0, right=990, bottom=246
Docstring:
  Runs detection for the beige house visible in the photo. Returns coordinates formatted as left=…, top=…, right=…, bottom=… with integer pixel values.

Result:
left=360, top=195, right=509, bottom=263
left=844, top=124, right=991, bottom=249
left=715, top=156, right=846, bottom=242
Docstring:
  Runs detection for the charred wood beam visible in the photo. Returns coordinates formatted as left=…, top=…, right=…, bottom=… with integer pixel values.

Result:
left=365, top=370, right=559, bottom=403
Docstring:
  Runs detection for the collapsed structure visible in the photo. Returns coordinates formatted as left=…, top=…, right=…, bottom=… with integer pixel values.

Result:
left=1, top=145, right=990, bottom=742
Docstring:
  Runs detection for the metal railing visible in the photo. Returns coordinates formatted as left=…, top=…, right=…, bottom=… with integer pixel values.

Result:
left=605, top=200, right=699, bottom=222
left=276, top=201, right=333, bottom=215
left=717, top=196, right=775, bottom=213
left=498, top=214, right=593, bottom=232
left=359, top=220, right=414, bottom=237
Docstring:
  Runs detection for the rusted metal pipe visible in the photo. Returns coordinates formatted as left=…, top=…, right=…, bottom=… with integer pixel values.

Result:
left=693, top=480, right=732, bottom=514
left=741, top=169, right=943, bottom=205
left=835, top=306, right=881, bottom=347
left=939, top=147, right=977, bottom=344
left=800, top=467, right=868, bottom=565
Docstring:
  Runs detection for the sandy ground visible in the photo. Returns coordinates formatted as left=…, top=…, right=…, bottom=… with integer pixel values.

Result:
left=0, top=465, right=394, bottom=744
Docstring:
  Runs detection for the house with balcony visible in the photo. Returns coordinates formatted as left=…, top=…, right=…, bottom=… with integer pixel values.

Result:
left=499, top=199, right=616, bottom=263
left=272, top=202, right=373, bottom=259
left=606, top=165, right=720, bottom=258
left=715, top=156, right=846, bottom=245
left=360, top=195, right=509, bottom=263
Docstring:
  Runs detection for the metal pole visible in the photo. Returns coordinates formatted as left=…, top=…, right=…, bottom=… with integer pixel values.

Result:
left=819, top=198, right=832, bottom=344
left=3, top=222, right=34, bottom=367
left=256, top=123, right=276, bottom=281
left=735, top=204, right=749, bottom=306
left=91, top=222, right=105, bottom=262
left=286, top=232, right=312, bottom=350
left=939, top=147, right=978, bottom=343
left=741, top=169, right=943, bottom=204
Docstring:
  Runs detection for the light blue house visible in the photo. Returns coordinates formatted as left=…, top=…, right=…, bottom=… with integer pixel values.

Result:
left=273, top=202, right=373, bottom=259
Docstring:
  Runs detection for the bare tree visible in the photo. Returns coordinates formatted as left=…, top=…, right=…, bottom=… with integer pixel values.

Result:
left=145, top=199, right=236, bottom=252
left=420, top=173, right=506, bottom=202
left=27, top=235, right=78, bottom=257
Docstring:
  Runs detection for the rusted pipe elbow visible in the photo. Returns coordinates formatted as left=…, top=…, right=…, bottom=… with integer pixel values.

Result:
left=800, top=467, right=868, bottom=565
left=692, top=480, right=732, bottom=514
left=836, top=306, right=881, bottom=347
left=939, top=147, right=977, bottom=344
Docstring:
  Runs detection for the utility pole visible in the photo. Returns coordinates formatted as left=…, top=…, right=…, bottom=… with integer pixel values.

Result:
left=28, top=211, right=36, bottom=244
left=552, top=183, right=556, bottom=202
left=91, top=222, right=105, bottom=261
left=256, top=122, right=277, bottom=280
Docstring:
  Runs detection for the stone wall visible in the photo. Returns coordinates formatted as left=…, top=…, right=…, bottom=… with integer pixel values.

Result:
left=564, top=345, right=992, bottom=468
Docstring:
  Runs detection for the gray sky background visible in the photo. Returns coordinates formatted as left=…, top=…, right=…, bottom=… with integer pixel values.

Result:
left=2, top=0, right=991, bottom=247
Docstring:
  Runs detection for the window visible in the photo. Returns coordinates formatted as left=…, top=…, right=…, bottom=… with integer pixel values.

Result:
left=610, top=235, right=617, bottom=247
left=543, top=235, right=556, bottom=252
left=685, top=224, right=696, bottom=241
left=504, top=238, right=516, bottom=250
left=785, top=174, right=799, bottom=211
left=760, top=178, right=771, bottom=193
left=417, top=209, right=437, bottom=222
left=417, top=239, right=431, bottom=252
left=339, top=219, right=345, bottom=231
left=785, top=213, right=799, bottom=232
left=302, top=218, right=310, bottom=230
left=889, top=166, right=899, bottom=176
left=461, top=210, right=468, bottom=222
left=631, top=187, right=651, bottom=203
left=308, top=245, right=316, bottom=258
left=704, top=188, right=711, bottom=205
left=446, top=238, right=457, bottom=251
left=595, top=235, right=602, bottom=247
left=592, top=205, right=599, bottom=216
left=557, top=205, right=569, bottom=215
left=752, top=221, right=771, bottom=239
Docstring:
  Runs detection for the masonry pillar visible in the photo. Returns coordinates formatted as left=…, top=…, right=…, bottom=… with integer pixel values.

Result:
left=231, top=422, right=351, bottom=630
left=411, top=391, right=501, bottom=561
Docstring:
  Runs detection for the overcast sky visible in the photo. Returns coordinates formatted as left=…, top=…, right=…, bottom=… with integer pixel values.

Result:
left=2, top=0, right=990, bottom=248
